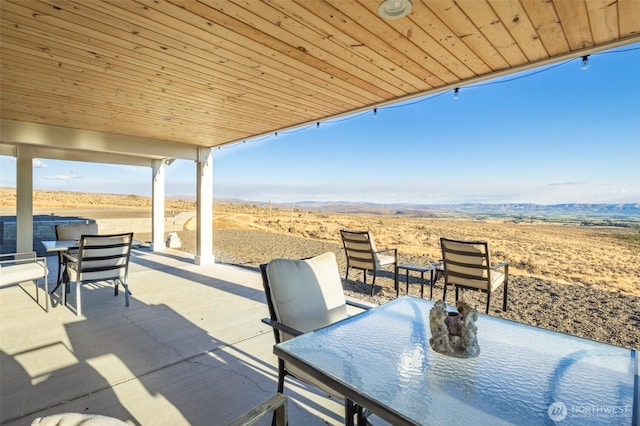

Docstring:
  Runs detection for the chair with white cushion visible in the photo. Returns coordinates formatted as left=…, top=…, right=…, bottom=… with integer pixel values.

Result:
left=55, top=222, right=99, bottom=290
left=62, top=232, right=133, bottom=316
left=340, top=229, right=397, bottom=296
left=0, top=252, right=48, bottom=312
left=260, top=252, right=370, bottom=425
left=440, top=237, right=509, bottom=314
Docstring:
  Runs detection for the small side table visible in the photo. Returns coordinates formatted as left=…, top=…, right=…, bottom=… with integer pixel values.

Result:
left=395, top=263, right=442, bottom=299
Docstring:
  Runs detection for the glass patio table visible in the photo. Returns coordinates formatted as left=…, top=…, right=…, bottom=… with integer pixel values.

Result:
left=274, top=296, right=638, bottom=425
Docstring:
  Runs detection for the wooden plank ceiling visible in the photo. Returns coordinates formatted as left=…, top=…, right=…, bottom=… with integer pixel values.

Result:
left=1, top=0, right=639, bottom=149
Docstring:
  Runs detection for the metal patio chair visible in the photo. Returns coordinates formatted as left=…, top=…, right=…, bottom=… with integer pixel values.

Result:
left=340, top=229, right=397, bottom=296
left=54, top=222, right=99, bottom=291
left=260, top=252, right=370, bottom=425
left=62, top=232, right=133, bottom=316
left=440, top=237, right=509, bottom=314
left=0, top=251, right=48, bottom=312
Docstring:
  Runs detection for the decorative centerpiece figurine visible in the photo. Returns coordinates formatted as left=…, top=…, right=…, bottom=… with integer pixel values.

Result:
left=429, top=299, right=480, bottom=358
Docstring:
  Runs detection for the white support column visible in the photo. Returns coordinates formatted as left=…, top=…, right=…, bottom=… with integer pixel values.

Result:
left=151, top=160, right=166, bottom=252
left=16, top=146, right=34, bottom=253
left=195, top=148, right=214, bottom=265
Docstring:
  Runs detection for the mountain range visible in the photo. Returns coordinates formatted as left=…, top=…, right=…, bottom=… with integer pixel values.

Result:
left=211, top=198, right=640, bottom=219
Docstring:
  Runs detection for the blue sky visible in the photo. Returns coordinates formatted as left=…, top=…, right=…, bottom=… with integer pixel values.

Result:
left=1, top=44, right=639, bottom=205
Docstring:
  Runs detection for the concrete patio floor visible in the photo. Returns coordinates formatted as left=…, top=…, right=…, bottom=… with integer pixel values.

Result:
left=0, top=248, right=350, bottom=425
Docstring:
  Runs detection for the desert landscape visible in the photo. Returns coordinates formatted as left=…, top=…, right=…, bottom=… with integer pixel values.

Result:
left=1, top=188, right=638, bottom=349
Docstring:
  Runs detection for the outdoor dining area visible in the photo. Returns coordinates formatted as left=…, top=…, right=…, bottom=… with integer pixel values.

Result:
left=0, top=245, right=351, bottom=425
left=2, top=0, right=639, bottom=424
left=1, top=225, right=638, bottom=425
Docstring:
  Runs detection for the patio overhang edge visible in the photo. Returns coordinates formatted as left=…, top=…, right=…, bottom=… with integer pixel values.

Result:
left=0, top=119, right=204, bottom=164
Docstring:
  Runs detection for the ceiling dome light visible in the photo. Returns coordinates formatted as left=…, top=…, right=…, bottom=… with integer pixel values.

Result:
left=378, top=0, right=412, bottom=20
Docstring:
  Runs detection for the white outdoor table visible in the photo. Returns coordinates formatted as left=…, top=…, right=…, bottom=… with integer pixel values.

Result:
left=41, top=240, right=79, bottom=253
left=274, top=296, right=638, bottom=426
left=41, top=240, right=79, bottom=293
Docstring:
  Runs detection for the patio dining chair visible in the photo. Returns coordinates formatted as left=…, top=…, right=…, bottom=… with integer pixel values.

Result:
left=440, top=237, right=509, bottom=314
left=340, top=229, right=397, bottom=296
left=260, top=252, right=370, bottom=425
left=62, top=232, right=133, bottom=316
left=55, top=222, right=99, bottom=290
left=0, top=251, right=49, bottom=312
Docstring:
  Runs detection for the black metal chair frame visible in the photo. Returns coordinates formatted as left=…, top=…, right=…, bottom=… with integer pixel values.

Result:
left=440, top=237, right=509, bottom=314
left=259, top=262, right=370, bottom=426
left=53, top=223, right=98, bottom=294
left=62, top=232, right=134, bottom=316
left=340, top=229, right=397, bottom=296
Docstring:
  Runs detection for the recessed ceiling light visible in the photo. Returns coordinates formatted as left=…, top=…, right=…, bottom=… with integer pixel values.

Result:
left=378, top=0, right=412, bottom=20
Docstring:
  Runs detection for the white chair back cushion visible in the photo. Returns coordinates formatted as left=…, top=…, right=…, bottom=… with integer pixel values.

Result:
left=56, top=222, right=99, bottom=240
left=266, top=252, right=347, bottom=340
left=57, top=223, right=99, bottom=260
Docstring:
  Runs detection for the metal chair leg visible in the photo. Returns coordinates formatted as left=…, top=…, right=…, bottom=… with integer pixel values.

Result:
left=503, top=282, right=508, bottom=311
left=344, top=400, right=356, bottom=426
left=357, top=405, right=365, bottom=425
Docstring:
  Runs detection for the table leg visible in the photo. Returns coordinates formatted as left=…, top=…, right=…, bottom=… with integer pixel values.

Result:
left=51, top=260, right=63, bottom=294
left=50, top=257, right=71, bottom=294
left=420, top=271, right=425, bottom=298
left=50, top=274, right=67, bottom=294
left=405, top=269, right=409, bottom=294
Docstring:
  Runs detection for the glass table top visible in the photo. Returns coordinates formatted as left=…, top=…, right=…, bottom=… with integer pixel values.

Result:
left=275, top=296, right=638, bottom=425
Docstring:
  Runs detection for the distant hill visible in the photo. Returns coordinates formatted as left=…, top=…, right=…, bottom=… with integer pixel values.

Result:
left=4, top=187, right=637, bottom=221
left=453, top=202, right=639, bottom=214
left=211, top=198, right=640, bottom=226
left=247, top=200, right=640, bottom=216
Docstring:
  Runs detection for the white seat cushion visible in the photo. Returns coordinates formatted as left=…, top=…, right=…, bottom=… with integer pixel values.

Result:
left=376, top=253, right=396, bottom=267
left=490, top=269, right=506, bottom=291
left=0, top=262, right=47, bottom=287
left=266, top=252, right=347, bottom=339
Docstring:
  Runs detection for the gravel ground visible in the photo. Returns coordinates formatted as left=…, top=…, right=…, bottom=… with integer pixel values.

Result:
left=145, top=229, right=640, bottom=349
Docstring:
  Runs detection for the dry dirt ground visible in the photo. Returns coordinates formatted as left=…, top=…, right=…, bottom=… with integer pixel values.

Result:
left=163, top=228, right=640, bottom=350
left=2, top=189, right=639, bottom=349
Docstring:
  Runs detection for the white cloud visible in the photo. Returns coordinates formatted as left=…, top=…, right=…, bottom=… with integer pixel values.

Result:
left=32, top=159, right=46, bottom=168
left=45, top=173, right=82, bottom=181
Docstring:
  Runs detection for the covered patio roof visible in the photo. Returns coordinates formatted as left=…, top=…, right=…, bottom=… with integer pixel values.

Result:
left=1, top=0, right=639, bottom=150
left=1, top=0, right=639, bottom=256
